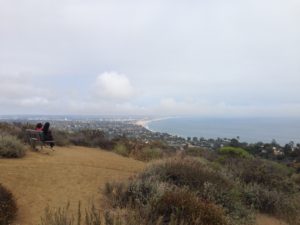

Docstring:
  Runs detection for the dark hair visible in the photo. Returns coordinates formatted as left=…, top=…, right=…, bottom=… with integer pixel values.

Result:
left=36, top=123, right=43, bottom=129
left=42, top=122, right=50, bottom=133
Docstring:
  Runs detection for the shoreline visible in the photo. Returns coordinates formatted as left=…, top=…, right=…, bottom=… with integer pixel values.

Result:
left=135, top=117, right=176, bottom=131
left=134, top=117, right=300, bottom=145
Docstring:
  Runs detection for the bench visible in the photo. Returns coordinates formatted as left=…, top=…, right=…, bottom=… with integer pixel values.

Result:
left=25, top=129, right=55, bottom=151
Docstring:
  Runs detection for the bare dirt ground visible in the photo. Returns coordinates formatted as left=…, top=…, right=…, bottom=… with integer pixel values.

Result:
left=0, top=146, right=145, bottom=225
left=0, top=146, right=289, bottom=225
left=256, top=214, right=288, bottom=225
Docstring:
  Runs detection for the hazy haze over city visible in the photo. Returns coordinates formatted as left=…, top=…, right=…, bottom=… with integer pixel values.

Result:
left=1, top=0, right=300, bottom=117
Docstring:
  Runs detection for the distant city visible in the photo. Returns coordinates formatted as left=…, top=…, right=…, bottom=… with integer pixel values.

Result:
left=0, top=115, right=233, bottom=149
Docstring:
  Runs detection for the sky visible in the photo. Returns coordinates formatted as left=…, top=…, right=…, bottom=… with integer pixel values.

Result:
left=0, top=0, right=300, bottom=117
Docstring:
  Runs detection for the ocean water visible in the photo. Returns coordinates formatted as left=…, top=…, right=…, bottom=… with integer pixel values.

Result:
left=147, top=117, right=300, bottom=145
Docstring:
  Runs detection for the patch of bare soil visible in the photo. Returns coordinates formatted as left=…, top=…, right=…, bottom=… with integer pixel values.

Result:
left=256, top=214, right=288, bottom=225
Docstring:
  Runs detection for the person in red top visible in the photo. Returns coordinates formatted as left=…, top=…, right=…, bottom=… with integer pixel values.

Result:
left=35, top=123, right=43, bottom=131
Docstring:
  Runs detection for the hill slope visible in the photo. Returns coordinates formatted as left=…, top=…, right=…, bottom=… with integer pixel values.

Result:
left=0, top=146, right=288, bottom=225
left=0, top=146, right=145, bottom=225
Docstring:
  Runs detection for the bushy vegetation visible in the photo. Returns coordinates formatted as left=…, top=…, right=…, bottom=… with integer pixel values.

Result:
left=0, top=184, right=17, bottom=225
left=104, top=158, right=252, bottom=225
left=133, top=147, right=163, bottom=161
left=219, top=146, right=252, bottom=158
left=113, top=143, right=130, bottom=157
left=104, top=156, right=300, bottom=225
left=104, top=178, right=230, bottom=225
left=0, top=135, right=26, bottom=158
left=0, top=122, right=23, bottom=137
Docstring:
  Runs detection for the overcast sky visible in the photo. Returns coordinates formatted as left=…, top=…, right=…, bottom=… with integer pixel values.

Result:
left=1, top=0, right=300, bottom=117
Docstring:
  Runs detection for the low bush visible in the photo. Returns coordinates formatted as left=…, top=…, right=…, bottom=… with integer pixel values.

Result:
left=292, top=173, right=300, bottom=185
left=200, top=182, right=254, bottom=224
left=104, top=158, right=254, bottom=225
left=52, top=130, right=71, bottom=146
left=103, top=152, right=300, bottom=225
left=69, top=130, right=116, bottom=150
left=223, top=158, right=298, bottom=193
left=140, top=157, right=232, bottom=191
left=219, top=147, right=252, bottom=159
left=242, top=183, right=300, bottom=224
left=133, top=147, right=163, bottom=161
left=0, top=135, right=26, bottom=158
left=104, top=180, right=230, bottom=225
left=152, top=188, right=229, bottom=225
left=104, top=178, right=162, bottom=209
left=0, top=184, right=17, bottom=225
left=0, top=123, right=22, bottom=137
left=113, top=143, right=130, bottom=157
left=184, top=147, right=218, bottom=161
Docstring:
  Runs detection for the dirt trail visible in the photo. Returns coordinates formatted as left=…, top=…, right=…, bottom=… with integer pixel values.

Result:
left=256, top=214, right=288, bottom=225
left=0, top=146, right=145, bottom=225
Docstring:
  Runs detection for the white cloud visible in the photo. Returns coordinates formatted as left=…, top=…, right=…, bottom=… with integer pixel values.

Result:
left=19, top=97, right=49, bottom=106
left=156, top=98, right=300, bottom=117
left=0, top=73, right=54, bottom=112
left=94, top=72, right=135, bottom=101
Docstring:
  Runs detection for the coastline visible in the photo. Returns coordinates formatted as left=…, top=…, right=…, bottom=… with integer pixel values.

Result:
left=135, top=117, right=176, bottom=131
left=134, top=117, right=300, bottom=145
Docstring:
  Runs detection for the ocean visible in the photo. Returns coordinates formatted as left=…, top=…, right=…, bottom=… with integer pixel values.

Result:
left=147, top=117, right=300, bottom=145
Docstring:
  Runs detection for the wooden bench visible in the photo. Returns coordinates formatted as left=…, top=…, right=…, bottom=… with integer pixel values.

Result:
left=25, top=129, right=55, bottom=151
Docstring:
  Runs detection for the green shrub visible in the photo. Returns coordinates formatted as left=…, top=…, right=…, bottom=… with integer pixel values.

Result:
left=224, top=158, right=298, bottom=193
left=104, top=178, right=163, bottom=209
left=69, top=130, right=115, bottom=150
left=113, top=143, right=130, bottom=157
left=134, top=147, right=163, bottom=161
left=0, top=184, right=17, bottom=225
left=140, top=157, right=232, bottom=191
left=242, top=183, right=300, bottom=223
left=184, top=147, right=218, bottom=161
left=201, top=182, right=254, bottom=224
left=0, top=135, right=26, bottom=158
left=152, top=188, right=229, bottom=225
left=104, top=181, right=229, bottom=225
left=52, top=130, right=71, bottom=146
left=219, top=147, right=251, bottom=159
left=291, top=173, right=300, bottom=185
left=128, top=158, right=253, bottom=224
left=0, top=123, right=22, bottom=137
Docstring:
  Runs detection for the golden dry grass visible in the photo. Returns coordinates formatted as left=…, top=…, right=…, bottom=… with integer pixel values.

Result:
left=0, top=146, right=145, bottom=225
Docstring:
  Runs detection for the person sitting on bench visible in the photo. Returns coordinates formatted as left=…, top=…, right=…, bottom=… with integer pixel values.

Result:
left=42, top=122, right=55, bottom=148
left=35, top=122, right=43, bottom=131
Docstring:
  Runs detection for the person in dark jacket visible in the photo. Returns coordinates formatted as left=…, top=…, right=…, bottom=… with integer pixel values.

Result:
left=42, top=122, right=55, bottom=148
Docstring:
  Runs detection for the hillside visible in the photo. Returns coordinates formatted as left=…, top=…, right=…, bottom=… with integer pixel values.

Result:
left=0, top=146, right=145, bottom=225
left=0, top=146, right=290, bottom=225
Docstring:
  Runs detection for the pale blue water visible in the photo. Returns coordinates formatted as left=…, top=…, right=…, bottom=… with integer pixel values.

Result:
left=147, top=117, right=300, bottom=145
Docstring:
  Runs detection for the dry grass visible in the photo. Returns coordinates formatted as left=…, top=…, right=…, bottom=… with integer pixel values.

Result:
left=0, top=146, right=145, bottom=225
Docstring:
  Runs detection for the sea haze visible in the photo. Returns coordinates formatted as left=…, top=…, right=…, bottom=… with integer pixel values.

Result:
left=147, top=117, right=300, bottom=145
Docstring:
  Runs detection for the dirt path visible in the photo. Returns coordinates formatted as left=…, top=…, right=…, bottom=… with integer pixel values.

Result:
left=256, top=214, right=288, bottom=225
left=0, top=146, right=145, bottom=225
